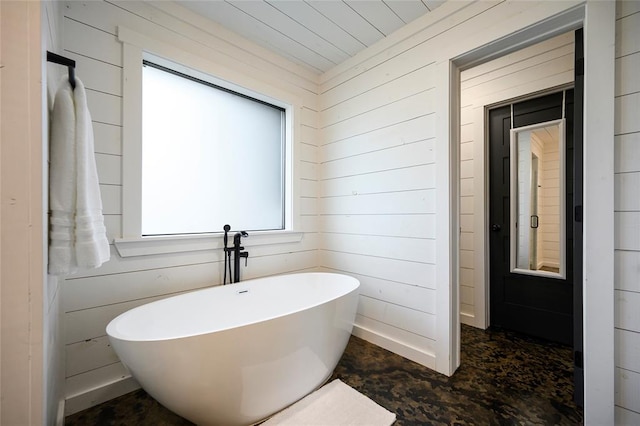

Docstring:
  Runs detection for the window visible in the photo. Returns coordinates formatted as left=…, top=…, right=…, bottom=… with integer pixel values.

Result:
left=141, top=61, right=285, bottom=236
left=116, top=31, right=301, bottom=256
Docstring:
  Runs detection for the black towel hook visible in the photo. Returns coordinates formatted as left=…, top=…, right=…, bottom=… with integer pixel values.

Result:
left=47, top=51, right=76, bottom=90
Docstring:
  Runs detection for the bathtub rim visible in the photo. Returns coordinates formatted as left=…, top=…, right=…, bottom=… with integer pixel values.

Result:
left=106, top=271, right=359, bottom=343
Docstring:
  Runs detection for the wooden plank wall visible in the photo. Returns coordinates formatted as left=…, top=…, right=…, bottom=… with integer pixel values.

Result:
left=614, top=1, right=640, bottom=424
left=317, top=27, right=440, bottom=367
left=60, top=0, right=319, bottom=415
left=458, top=32, right=574, bottom=327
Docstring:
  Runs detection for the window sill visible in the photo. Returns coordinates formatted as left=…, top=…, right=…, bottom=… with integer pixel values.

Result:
left=114, top=231, right=304, bottom=258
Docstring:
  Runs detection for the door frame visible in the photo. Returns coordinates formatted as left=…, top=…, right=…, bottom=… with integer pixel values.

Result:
left=436, top=2, right=615, bottom=423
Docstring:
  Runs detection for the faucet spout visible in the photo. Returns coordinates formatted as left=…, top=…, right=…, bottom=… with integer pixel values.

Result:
left=233, top=231, right=248, bottom=247
left=232, top=231, right=249, bottom=283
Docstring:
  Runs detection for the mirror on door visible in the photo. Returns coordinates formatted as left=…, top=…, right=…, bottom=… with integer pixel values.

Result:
left=509, top=119, right=566, bottom=279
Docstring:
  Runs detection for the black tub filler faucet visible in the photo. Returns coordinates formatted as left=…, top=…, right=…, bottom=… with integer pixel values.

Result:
left=222, top=224, right=249, bottom=284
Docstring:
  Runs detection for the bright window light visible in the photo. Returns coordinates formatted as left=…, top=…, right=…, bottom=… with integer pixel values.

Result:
left=141, top=62, right=285, bottom=236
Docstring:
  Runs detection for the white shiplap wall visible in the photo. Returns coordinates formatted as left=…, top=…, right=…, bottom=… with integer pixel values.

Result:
left=614, top=1, right=640, bottom=424
left=60, top=0, right=319, bottom=415
left=458, top=32, right=574, bottom=327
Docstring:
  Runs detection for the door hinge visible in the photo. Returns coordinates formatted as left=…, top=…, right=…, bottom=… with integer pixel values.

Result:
left=575, top=58, right=584, bottom=77
left=575, top=205, right=583, bottom=222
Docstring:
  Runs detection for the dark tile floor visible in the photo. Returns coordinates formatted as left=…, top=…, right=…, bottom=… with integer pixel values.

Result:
left=65, top=325, right=583, bottom=425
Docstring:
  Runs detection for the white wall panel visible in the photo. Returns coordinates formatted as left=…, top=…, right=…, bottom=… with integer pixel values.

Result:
left=615, top=92, right=640, bottom=135
left=615, top=172, right=640, bottom=211
left=322, top=233, right=435, bottom=264
left=616, top=290, right=640, bottom=333
left=85, top=90, right=121, bottom=126
left=323, top=90, right=434, bottom=143
left=298, top=142, right=318, bottom=163
left=615, top=11, right=640, bottom=58
left=614, top=4, right=640, bottom=418
left=358, top=296, right=436, bottom=338
left=320, top=189, right=436, bottom=215
left=299, top=197, right=318, bottom=216
left=615, top=52, right=640, bottom=97
left=321, top=164, right=435, bottom=198
left=63, top=18, right=122, bottom=66
left=321, top=114, right=434, bottom=162
left=95, top=154, right=121, bottom=186
left=616, top=367, right=640, bottom=416
left=615, top=251, right=640, bottom=293
left=616, top=406, right=640, bottom=426
left=617, top=0, right=640, bottom=19
left=616, top=329, right=640, bottom=373
left=66, top=336, right=119, bottom=378
left=93, top=123, right=122, bottom=156
left=64, top=263, right=218, bottom=312
left=320, top=250, right=435, bottom=288
left=99, top=185, right=121, bottom=216
left=353, top=272, right=436, bottom=313
left=615, top=212, right=640, bottom=251
left=322, top=65, right=435, bottom=124
left=299, top=179, right=317, bottom=198
left=320, top=45, right=436, bottom=110
left=65, top=53, right=122, bottom=96
left=321, top=140, right=435, bottom=181
left=615, top=133, right=640, bottom=174
left=299, top=161, right=317, bottom=181
left=319, top=214, right=435, bottom=239
left=462, top=56, right=573, bottom=104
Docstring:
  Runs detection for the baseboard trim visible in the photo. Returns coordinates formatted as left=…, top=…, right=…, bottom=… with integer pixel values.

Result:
left=64, top=375, right=140, bottom=417
left=352, top=325, right=436, bottom=370
left=56, top=399, right=65, bottom=426
left=460, top=311, right=475, bottom=327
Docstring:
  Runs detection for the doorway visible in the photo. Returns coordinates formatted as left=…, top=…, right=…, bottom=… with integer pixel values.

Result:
left=457, top=29, right=584, bottom=403
left=443, top=3, right=615, bottom=420
left=457, top=31, right=577, bottom=331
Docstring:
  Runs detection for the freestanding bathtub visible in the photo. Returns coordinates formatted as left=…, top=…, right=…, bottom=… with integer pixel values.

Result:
left=106, top=272, right=359, bottom=426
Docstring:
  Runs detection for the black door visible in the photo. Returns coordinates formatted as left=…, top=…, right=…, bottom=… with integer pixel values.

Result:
left=488, top=89, right=576, bottom=345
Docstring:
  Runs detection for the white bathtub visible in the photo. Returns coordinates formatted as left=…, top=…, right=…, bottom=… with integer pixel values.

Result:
left=106, top=272, right=359, bottom=426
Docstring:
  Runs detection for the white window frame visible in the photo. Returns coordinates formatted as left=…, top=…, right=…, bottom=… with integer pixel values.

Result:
left=115, top=26, right=302, bottom=257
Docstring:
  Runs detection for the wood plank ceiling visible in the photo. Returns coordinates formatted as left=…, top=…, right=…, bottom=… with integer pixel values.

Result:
left=176, top=0, right=445, bottom=74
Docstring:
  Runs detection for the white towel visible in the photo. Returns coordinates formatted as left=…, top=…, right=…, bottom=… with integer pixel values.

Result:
left=49, top=77, right=110, bottom=275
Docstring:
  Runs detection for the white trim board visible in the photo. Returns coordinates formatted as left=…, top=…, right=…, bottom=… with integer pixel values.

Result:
left=352, top=324, right=436, bottom=370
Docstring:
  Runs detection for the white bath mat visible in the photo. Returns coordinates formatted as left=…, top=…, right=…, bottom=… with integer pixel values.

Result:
left=262, top=379, right=396, bottom=425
